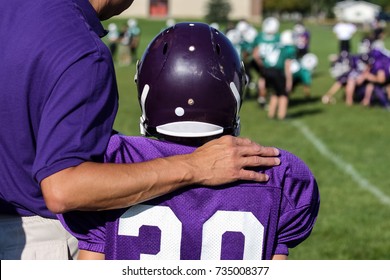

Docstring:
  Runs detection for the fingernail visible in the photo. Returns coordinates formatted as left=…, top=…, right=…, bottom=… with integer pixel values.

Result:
left=275, top=158, right=281, bottom=165
left=273, top=148, right=280, bottom=155
left=265, top=174, right=270, bottom=181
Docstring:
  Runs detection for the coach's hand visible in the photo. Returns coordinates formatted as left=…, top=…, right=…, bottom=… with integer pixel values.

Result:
left=189, top=135, right=280, bottom=185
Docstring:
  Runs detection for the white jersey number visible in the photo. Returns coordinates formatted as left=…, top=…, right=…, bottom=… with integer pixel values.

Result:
left=118, top=204, right=264, bottom=260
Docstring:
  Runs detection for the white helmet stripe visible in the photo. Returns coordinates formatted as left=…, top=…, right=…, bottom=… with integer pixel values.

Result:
left=230, top=82, right=241, bottom=116
left=140, top=84, right=150, bottom=120
left=139, top=84, right=150, bottom=135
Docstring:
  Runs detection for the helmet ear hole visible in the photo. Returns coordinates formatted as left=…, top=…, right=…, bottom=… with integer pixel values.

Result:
left=215, top=44, right=221, bottom=55
left=163, top=42, right=169, bottom=55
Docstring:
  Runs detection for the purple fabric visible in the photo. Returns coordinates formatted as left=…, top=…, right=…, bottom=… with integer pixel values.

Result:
left=295, top=31, right=310, bottom=52
left=59, top=135, right=320, bottom=260
left=0, top=0, right=118, bottom=218
left=333, top=54, right=367, bottom=84
left=366, top=49, right=390, bottom=107
left=369, top=49, right=390, bottom=81
left=372, top=85, right=390, bottom=107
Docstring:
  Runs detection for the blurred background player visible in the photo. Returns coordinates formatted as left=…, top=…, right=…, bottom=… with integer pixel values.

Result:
left=290, top=53, right=318, bottom=98
left=238, top=21, right=260, bottom=98
left=293, top=21, right=311, bottom=59
left=226, top=20, right=259, bottom=98
left=358, top=46, right=390, bottom=109
left=322, top=38, right=371, bottom=106
left=107, top=23, right=119, bottom=60
left=58, top=22, right=320, bottom=260
left=253, top=17, right=281, bottom=108
left=264, top=29, right=297, bottom=120
left=369, top=19, right=386, bottom=48
left=333, top=19, right=357, bottom=54
left=118, top=23, right=131, bottom=66
left=163, top=18, right=176, bottom=31
left=127, top=18, right=141, bottom=64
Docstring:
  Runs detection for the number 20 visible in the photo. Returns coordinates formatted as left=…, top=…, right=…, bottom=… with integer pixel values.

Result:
left=118, top=204, right=264, bottom=260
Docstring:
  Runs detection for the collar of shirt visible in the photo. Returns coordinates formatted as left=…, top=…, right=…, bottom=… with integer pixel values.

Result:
left=76, top=0, right=108, bottom=38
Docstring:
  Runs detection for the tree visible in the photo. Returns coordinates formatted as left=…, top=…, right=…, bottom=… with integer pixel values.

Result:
left=368, top=0, right=390, bottom=11
left=263, top=0, right=339, bottom=17
left=263, top=0, right=311, bottom=13
left=205, top=0, right=231, bottom=24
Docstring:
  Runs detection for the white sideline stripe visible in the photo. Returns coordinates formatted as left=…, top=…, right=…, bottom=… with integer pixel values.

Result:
left=291, top=120, right=390, bottom=206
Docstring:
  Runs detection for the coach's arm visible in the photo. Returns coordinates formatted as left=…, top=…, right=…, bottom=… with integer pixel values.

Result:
left=41, top=136, right=280, bottom=213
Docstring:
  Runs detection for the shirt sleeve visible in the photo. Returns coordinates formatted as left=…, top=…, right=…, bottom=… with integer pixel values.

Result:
left=274, top=151, right=320, bottom=255
left=34, top=55, right=118, bottom=183
left=58, top=211, right=108, bottom=253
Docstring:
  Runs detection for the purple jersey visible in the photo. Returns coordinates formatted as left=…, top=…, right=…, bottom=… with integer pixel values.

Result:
left=369, top=49, right=390, bottom=82
left=366, top=49, right=390, bottom=107
left=59, top=134, right=319, bottom=260
left=330, top=54, right=367, bottom=84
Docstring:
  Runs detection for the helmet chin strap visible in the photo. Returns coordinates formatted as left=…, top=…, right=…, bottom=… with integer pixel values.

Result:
left=233, top=117, right=241, bottom=136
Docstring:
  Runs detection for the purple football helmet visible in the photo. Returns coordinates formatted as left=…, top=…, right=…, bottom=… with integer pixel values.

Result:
left=135, top=22, right=246, bottom=139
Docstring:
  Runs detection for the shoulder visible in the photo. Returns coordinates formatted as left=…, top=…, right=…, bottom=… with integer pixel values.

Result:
left=277, top=149, right=319, bottom=207
left=105, top=135, right=159, bottom=158
left=105, top=135, right=196, bottom=163
left=279, top=149, right=315, bottom=181
left=18, top=0, right=109, bottom=77
left=283, top=45, right=297, bottom=56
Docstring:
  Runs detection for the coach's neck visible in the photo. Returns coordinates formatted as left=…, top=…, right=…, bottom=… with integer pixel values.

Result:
left=89, top=0, right=134, bottom=21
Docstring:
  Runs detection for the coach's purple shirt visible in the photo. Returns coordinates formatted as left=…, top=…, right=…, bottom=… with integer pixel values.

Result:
left=59, top=135, right=320, bottom=260
left=0, top=0, right=118, bottom=218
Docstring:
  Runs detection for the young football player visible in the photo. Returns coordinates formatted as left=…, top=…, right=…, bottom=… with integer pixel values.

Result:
left=359, top=46, right=390, bottom=109
left=255, top=29, right=297, bottom=120
left=333, top=20, right=357, bottom=54
left=322, top=38, right=372, bottom=106
left=290, top=53, right=318, bottom=98
left=293, top=22, right=311, bottom=59
left=252, top=17, right=281, bottom=108
left=58, top=22, right=320, bottom=260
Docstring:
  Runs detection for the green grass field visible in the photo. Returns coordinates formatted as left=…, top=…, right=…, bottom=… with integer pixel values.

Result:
left=103, top=18, right=390, bottom=260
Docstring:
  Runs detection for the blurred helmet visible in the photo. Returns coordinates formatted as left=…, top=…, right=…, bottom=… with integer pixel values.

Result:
left=329, top=54, right=351, bottom=78
left=358, top=37, right=372, bottom=54
left=166, top=18, right=176, bottom=27
left=371, top=40, right=385, bottom=50
left=242, top=26, right=258, bottom=44
left=127, top=18, right=137, bottom=28
left=226, top=29, right=241, bottom=45
left=293, top=23, right=305, bottom=34
left=236, top=20, right=250, bottom=34
left=280, top=29, right=294, bottom=46
left=301, top=53, right=318, bottom=71
left=262, top=17, right=280, bottom=34
left=136, top=22, right=246, bottom=139
left=210, top=22, right=220, bottom=30
left=108, top=23, right=117, bottom=32
left=290, top=59, right=301, bottom=74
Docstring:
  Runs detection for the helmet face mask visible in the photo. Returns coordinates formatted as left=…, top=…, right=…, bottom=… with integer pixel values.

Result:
left=135, top=22, right=246, bottom=144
